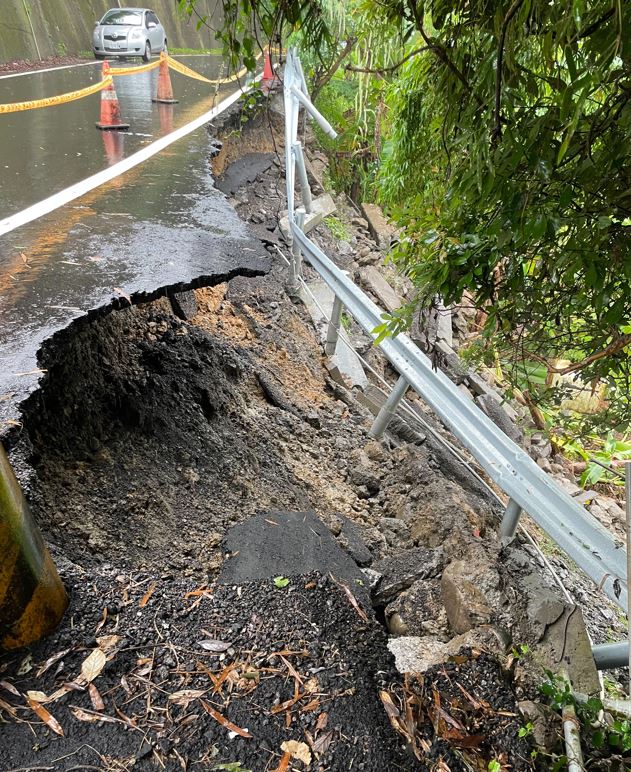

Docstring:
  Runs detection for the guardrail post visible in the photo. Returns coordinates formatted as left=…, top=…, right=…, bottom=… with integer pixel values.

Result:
left=325, top=295, right=344, bottom=357
left=292, top=142, right=313, bottom=213
left=499, top=498, right=522, bottom=540
left=369, top=374, right=409, bottom=439
left=290, top=208, right=306, bottom=288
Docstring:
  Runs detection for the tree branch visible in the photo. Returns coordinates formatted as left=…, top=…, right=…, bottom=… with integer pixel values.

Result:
left=345, top=45, right=431, bottom=74
left=492, top=0, right=524, bottom=144
left=406, top=0, right=483, bottom=106
left=311, top=37, right=356, bottom=101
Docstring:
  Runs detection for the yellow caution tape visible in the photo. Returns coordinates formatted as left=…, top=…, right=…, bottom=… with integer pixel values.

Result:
left=109, top=58, right=163, bottom=77
left=0, top=76, right=112, bottom=114
left=166, top=54, right=260, bottom=85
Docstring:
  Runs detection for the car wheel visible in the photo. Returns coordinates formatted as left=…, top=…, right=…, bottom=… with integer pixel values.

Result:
left=163, top=39, right=168, bottom=55
left=95, top=53, right=105, bottom=60
left=142, top=41, right=151, bottom=62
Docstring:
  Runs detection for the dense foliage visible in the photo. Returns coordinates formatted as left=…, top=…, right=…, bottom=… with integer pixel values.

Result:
left=178, top=0, right=631, bottom=433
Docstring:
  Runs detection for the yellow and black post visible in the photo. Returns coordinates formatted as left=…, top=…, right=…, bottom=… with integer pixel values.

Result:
left=0, top=446, right=67, bottom=649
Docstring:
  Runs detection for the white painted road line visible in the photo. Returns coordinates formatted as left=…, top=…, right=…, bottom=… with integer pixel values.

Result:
left=0, top=79, right=257, bottom=239
left=0, top=61, right=101, bottom=81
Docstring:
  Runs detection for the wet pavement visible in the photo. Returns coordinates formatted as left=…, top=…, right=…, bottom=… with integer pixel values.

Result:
left=0, top=58, right=271, bottom=431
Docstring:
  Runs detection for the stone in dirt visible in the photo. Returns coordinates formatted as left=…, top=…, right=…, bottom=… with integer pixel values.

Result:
left=475, top=392, right=523, bottom=444
left=360, top=202, right=396, bottom=248
left=385, top=576, right=448, bottom=637
left=220, top=510, right=365, bottom=590
left=300, top=279, right=368, bottom=389
left=335, top=514, right=374, bottom=566
left=441, top=553, right=501, bottom=634
left=169, top=289, right=198, bottom=321
left=359, top=265, right=403, bottom=313
left=372, top=546, right=444, bottom=605
left=388, top=625, right=509, bottom=673
left=279, top=192, right=337, bottom=238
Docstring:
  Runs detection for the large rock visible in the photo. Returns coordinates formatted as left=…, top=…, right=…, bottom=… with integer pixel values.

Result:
left=538, top=606, right=600, bottom=695
left=359, top=266, right=403, bottom=313
left=388, top=626, right=509, bottom=673
left=384, top=577, right=448, bottom=637
left=372, top=546, right=443, bottom=605
left=441, top=554, right=500, bottom=634
left=360, top=202, right=396, bottom=248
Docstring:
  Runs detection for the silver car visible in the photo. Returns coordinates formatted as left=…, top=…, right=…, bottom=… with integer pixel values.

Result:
left=93, top=8, right=167, bottom=62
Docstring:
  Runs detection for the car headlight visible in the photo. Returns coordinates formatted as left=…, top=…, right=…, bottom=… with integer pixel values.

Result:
left=130, top=29, right=143, bottom=39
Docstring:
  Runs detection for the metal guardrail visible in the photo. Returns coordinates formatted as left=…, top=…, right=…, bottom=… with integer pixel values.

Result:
left=282, top=49, right=628, bottom=614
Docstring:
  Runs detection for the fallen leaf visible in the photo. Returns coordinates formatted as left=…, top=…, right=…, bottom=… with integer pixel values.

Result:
left=36, top=648, right=72, bottom=678
left=80, top=648, right=107, bottom=683
left=379, top=690, right=400, bottom=720
left=316, top=711, right=328, bottom=731
left=17, top=654, right=33, bottom=675
left=281, top=740, right=311, bottom=765
left=272, top=752, right=290, bottom=772
left=331, top=575, right=368, bottom=622
left=0, top=697, right=18, bottom=718
left=88, top=683, right=105, bottom=711
left=26, top=690, right=49, bottom=703
left=139, top=581, right=157, bottom=608
left=273, top=576, right=290, bottom=589
left=48, top=682, right=84, bottom=702
left=28, top=699, right=64, bottom=736
left=0, top=680, right=20, bottom=697
left=313, top=730, right=334, bottom=756
left=70, top=706, right=119, bottom=724
left=199, top=639, right=232, bottom=653
left=96, top=634, right=122, bottom=653
left=169, top=689, right=207, bottom=708
left=200, top=699, right=252, bottom=738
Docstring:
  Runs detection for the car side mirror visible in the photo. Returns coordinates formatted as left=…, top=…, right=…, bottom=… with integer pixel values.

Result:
left=94, top=21, right=100, bottom=26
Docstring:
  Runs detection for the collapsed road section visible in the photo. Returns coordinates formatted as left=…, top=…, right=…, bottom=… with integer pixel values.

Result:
left=0, top=81, right=627, bottom=771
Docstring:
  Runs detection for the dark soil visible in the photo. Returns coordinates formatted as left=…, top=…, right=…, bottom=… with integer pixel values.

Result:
left=13, top=291, right=369, bottom=577
left=0, top=568, right=416, bottom=771
left=0, top=56, right=90, bottom=75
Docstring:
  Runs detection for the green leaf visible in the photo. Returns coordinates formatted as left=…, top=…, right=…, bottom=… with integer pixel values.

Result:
left=273, top=576, right=290, bottom=588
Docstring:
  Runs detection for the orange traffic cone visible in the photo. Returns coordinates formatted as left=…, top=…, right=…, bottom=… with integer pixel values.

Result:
left=152, top=53, right=178, bottom=104
left=261, top=50, right=276, bottom=93
left=96, top=61, right=130, bottom=131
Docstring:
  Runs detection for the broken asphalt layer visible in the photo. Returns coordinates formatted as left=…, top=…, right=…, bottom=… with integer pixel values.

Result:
left=0, top=127, right=271, bottom=433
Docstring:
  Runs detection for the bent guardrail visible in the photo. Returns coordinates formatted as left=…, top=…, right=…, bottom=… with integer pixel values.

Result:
left=282, top=48, right=628, bottom=619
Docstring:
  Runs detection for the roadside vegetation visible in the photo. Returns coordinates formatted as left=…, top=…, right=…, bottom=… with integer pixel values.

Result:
left=179, top=0, right=630, bottom=480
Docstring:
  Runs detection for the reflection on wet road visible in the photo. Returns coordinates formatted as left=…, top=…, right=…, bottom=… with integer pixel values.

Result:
left=0, top=58, right=270, bottom=429
left=0, top=56, right=231, bottom=216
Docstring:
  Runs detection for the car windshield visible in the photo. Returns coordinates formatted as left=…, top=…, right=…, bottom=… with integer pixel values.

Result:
left=101, top=10, right=142, bottom=26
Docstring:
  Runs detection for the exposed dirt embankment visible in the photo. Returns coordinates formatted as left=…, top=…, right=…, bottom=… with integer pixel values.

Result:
left=16, top=286, right=368, bottom=577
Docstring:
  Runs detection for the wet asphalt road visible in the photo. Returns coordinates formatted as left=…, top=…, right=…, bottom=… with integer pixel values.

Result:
left=0, top=58, right=271, bottom=430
